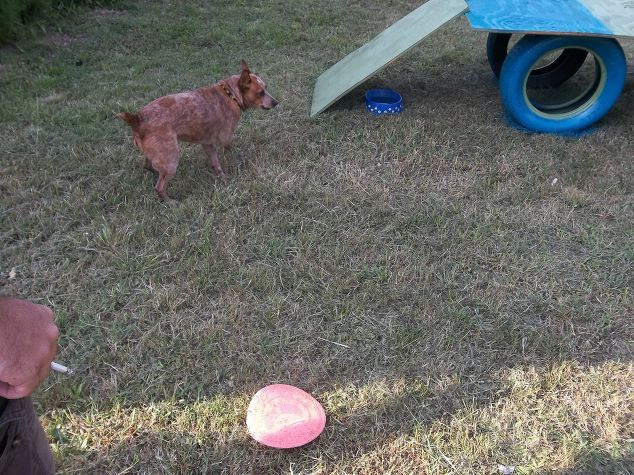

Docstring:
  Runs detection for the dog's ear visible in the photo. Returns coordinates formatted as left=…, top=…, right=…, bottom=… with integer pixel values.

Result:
left=239, top=60, right=252, bottom=88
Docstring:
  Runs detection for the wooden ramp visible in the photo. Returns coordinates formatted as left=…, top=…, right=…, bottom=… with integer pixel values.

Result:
left=309, top=0, right=468, bottom=117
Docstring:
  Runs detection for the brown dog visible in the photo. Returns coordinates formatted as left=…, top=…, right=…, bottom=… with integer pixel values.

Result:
left=117, top=60, right=278, bottom=199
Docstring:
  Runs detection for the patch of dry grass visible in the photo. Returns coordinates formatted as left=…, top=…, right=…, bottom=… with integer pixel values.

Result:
left=1, top=0, right=633, bottom=473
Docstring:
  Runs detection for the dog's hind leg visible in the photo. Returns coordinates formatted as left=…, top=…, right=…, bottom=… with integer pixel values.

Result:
left=139, top=134, right=180, bottom=200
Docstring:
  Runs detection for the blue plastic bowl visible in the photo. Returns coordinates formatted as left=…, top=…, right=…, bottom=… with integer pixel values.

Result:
left=365, top=89, right=403, bottom=116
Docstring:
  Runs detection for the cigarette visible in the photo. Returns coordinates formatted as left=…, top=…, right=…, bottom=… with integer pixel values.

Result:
left=50, top=361, right=74, bottom=375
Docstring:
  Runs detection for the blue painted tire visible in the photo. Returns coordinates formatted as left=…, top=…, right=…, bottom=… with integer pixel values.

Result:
left=487, top=33, right=587, bottom=88
left=499, top=35, right=626, bottom=133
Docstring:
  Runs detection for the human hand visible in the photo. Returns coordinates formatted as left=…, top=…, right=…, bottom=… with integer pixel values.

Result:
left=0, top=297, right=59, bottom=399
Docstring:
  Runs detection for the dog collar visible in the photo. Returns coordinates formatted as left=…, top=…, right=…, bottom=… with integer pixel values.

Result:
left=220, top=82, right=245, bottom=111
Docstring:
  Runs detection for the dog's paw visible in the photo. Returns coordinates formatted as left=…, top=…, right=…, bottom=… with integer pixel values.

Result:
left=212, top=169, right=227, bottom=179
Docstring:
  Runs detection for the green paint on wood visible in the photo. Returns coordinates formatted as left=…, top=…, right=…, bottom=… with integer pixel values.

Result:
left=310, top=0, right=469, bottom=117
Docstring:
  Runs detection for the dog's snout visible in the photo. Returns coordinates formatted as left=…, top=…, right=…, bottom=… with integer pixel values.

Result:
left=263, top=95, right=278, bottom=110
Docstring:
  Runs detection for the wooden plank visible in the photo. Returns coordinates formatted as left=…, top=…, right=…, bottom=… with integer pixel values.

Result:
left=310, top=0, right=468, bottom=117
left=466, top=0, right=611, bottom=35
left=466, top=0, right=634, bottom=37
left=580, top=0, right=634, bottom=36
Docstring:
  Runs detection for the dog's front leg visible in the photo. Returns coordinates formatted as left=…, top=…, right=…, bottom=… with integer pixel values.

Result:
left=143, top=157, right=155, bottom=172
left=202, top=144, right=226, bottom=178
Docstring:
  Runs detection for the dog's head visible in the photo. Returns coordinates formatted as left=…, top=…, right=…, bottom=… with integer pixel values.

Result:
left=238, top=60, right=278, bottom=110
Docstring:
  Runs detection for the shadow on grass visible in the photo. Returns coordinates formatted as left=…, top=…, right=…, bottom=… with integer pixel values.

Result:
left=554, top=447, right=634, bottom=475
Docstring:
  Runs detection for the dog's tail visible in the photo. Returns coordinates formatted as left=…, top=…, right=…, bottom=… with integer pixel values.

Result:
left=116, top=112, right=140, bottom=130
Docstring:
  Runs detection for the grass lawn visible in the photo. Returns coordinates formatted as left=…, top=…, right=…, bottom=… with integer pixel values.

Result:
left=1, top=0, right=633, bottom=473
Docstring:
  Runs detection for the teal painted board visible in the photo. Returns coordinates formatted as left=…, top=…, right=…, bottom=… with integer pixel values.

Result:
left=581, top=0, right=634, bottom=36
left=466, top=0, right=611, bottom=35
left=466, top=0, right=634, bottom=37
left=310, top=0, right=468, bottom=117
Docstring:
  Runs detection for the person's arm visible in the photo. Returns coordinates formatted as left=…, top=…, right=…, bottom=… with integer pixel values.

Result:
left=0, top=297, right=59, bottom=399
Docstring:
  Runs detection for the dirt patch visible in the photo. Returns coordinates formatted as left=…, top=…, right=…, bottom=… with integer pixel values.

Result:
left=45, top=33, right=78, bottom=48
left=0, top=43, right=18, bottom=54
left=92, top=8, right=122, bottom=17
left=0, top=46, right=15, bottom=73
left=41, top=93, right=66, bottom=104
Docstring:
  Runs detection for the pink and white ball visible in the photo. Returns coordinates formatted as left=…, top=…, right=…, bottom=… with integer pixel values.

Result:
left=246, top=384, right=326, bottom=449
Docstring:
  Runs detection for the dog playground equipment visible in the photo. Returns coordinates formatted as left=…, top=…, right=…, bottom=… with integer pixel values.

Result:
left=310, top=0, right=633, bottom=133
